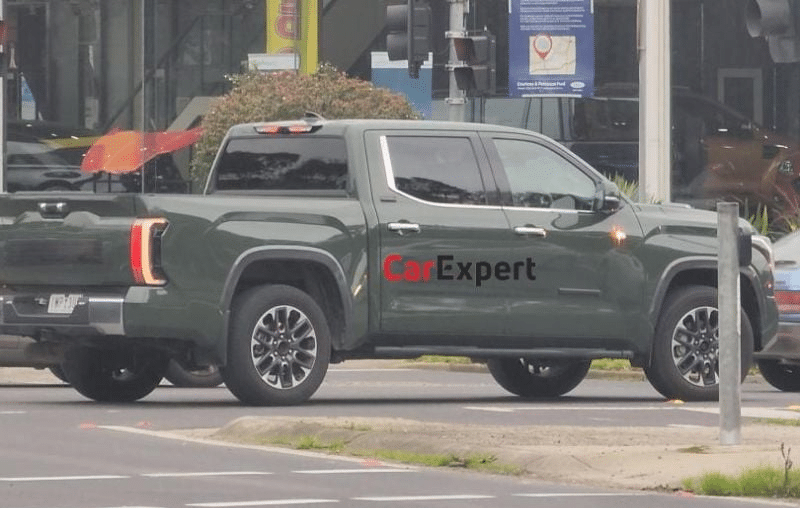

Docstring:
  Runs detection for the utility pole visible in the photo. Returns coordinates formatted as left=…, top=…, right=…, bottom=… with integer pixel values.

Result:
left=638, top=0, right=671, bottom=203
left=445, top=0, right=467, bottom=122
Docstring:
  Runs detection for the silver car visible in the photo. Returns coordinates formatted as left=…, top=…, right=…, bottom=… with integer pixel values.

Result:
left=755, top=231, right=800, bottom=391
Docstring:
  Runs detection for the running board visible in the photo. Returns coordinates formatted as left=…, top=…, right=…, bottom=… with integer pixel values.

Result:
left=371, top=346, right=635, bottom=361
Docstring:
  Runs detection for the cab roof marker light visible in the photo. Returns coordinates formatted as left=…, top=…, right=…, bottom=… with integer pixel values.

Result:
left=255, top=125, right=281, bottom=134
left=288, top=124, right=313, bottom=133
left=130, top=218, right=168, bottom=286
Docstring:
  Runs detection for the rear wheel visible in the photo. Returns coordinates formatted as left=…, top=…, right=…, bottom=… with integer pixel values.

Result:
left=757, top=359, right=800, bottom=392
left=164, top=360, right=224, bottom=388
left=61, top=346, right=169, bottom=402
left=222, top=284, right=331, bottom=406
left=645, top=285, right=753, bottom=401
left=487, top=358, right=591, bottom=398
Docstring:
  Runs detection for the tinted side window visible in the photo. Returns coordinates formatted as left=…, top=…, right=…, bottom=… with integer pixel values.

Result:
left=215, top=137, right=347, bottom=191
left=385, top=136, right=487, bottom=205
left=492, top=138, right=596, bottom=210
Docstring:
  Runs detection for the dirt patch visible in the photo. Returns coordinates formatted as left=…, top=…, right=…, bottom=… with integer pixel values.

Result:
left=179, top=416, right=800, bottom=491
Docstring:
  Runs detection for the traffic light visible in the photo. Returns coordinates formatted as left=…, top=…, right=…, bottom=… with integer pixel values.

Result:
left=450, top=31, right=496, bottom=96
left=385, top=0, right=431, bottom=78
left=746, top=0, right=800, bottom=62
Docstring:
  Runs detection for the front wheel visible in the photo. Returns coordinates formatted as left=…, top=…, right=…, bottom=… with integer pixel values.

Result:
left=757, top=359, right=800, bottom=392
left=645, top=285, right=753, bottom=401
left=221, top=284, right=331, bottom=406
left=61, top=346, right=169, bottom=402
left=487, top=358, right=591, bottom=398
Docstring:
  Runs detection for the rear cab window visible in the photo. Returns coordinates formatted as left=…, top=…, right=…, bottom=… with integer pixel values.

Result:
left=210, top=135, right=349, bottom=193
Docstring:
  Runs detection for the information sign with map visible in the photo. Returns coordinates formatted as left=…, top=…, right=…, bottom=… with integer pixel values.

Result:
left=509, top=0, right=594, bottom=97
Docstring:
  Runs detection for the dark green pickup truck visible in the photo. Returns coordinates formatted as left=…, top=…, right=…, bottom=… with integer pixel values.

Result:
left=0, top=118, right=779, bottom=404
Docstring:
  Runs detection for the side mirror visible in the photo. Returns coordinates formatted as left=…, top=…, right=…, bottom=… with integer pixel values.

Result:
left=595, top=179, right=623, bottom=213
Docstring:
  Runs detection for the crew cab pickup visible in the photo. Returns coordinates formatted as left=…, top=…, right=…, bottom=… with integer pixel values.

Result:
left=0, top=117, right=779, bottom=404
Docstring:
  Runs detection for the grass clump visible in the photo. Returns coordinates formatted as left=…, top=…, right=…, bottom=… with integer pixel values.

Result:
left=408, top=355, right=472, bottom=364
left=682, top=444, right=800, bottom=498
left=359, top=449, right=523, bottom=475
left=590, top=359, right=635, bottom=371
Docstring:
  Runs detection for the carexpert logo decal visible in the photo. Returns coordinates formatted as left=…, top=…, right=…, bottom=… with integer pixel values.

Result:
left=383, top=254, right=536, bottom=287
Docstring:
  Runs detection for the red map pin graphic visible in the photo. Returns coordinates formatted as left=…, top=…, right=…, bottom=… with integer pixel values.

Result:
left=533, top=34, right=553, bottom=60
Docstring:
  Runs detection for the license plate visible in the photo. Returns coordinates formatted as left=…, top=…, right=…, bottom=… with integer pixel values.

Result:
left=47, top=294, right=82, bottom=314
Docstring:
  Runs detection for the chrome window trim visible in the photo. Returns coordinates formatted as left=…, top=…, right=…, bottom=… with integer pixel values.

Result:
left=379, top=135, right=593, bottom=214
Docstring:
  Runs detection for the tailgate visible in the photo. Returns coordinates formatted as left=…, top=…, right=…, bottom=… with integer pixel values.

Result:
left=0, top=193, right=139, bottom=286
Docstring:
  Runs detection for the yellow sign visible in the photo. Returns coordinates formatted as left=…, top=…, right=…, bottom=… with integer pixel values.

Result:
left=266, top=0, right=319, bottom=75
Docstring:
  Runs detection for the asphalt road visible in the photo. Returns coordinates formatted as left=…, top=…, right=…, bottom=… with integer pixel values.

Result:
left=1, top=365, right=800, bottom=508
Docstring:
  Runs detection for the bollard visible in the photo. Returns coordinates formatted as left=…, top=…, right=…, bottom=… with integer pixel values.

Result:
left=718, top=202, right=742, bottom=445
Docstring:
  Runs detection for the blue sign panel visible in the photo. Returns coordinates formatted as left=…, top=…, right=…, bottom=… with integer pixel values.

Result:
left=508, top=0, right=594, bottom=97
left=371, top=52, right=433, bottom=119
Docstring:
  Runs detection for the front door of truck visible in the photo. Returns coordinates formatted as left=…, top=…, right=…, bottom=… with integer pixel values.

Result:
left=365, top=130, right=513, bottom=337
left=480, top=132, right=646, bottom=342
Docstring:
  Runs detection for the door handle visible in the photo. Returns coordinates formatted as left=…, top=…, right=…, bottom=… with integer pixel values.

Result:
left=388, top=222, right=421, bottom=235
left=514, top=226, right=547, bottom=237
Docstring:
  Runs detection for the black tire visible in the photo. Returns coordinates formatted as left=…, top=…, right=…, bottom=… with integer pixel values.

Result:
left=48, top=365, right=69, bottom=383
left=221, top=284, right=331, bottom=406
left=487, top=358, right=591, bottom=398
left=757, top=359, right=800, bottom=392
left=644, top=285, right=754, bottom=402
left=61, top=346, right=169, bottom=403
left=164, top=360, right=224, bottom=388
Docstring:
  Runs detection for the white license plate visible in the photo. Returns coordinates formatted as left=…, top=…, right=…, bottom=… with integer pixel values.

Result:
left=47, top=294, right=82, bottom=314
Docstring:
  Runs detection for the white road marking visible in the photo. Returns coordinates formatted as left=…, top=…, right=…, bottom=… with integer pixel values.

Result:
left=682, top=407, right=800, bottom=420
left=514, top=492, right=649, bottom=497
left=352, top=494, right=494, bottom=501
left=0, top=474, right=128, bottom=482
left=98, top=425, right=368, bottom=464
left=463, top=405, right=674, bottom=413
left=142, top=472, right=272, bottom=478
left=0, top=410, right=26, bottom=414
left=293, top=468, right=413, bottom=474
left=187, top=500, right=337, bottom=507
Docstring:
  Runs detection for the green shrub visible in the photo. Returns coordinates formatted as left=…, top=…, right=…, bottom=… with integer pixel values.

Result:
left=190, top=63, right=421, bottom=190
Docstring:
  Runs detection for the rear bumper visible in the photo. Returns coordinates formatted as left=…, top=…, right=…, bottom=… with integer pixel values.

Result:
left=0, top=293, right=124, bottom=337
left=754, top=321, right=800, bottom=362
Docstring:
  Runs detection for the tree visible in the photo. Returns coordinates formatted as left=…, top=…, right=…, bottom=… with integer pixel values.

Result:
left=190, top=63, right=421, bottom=189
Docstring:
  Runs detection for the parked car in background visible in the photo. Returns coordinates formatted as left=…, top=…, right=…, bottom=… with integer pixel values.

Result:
left=449, top=83, right=800, bottom=214
left=5, top=121, right=191, bottom=194
left=5, top=120, right=101, bottom=192
left=755, top=230, right=800, bottom=391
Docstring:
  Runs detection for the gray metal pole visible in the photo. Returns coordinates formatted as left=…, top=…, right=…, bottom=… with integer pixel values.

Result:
left=0, top=0, right=6, bottom=193
left=446, top=0, right=466, bottom=122
left=717, top=202, right=742, bottom=445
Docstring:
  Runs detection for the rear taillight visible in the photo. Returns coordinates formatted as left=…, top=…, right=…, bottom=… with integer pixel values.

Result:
left=775, top=290, right=800, bottom=315
left=130, top=218, right=168, bottom=285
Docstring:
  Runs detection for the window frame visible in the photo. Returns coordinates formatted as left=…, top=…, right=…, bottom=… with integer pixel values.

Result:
left=378, top=132, right=501, bottom=208
left=479, top=131, right=604, bottom=212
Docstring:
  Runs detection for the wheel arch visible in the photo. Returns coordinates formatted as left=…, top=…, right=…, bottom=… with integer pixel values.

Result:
left=218, top=246, right=354, bottom=364
left=648, top=258, right=764, bottom=359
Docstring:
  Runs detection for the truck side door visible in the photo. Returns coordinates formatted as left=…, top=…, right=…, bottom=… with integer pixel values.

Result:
left=365, top=130, right=514, bottom=338
left=480, top=132, right=646, bottom=342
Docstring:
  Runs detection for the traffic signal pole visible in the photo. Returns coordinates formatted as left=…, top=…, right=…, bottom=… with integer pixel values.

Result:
left=0, top=0, right=6, bottom=193
left=446, top=0, right=467, bottom=122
